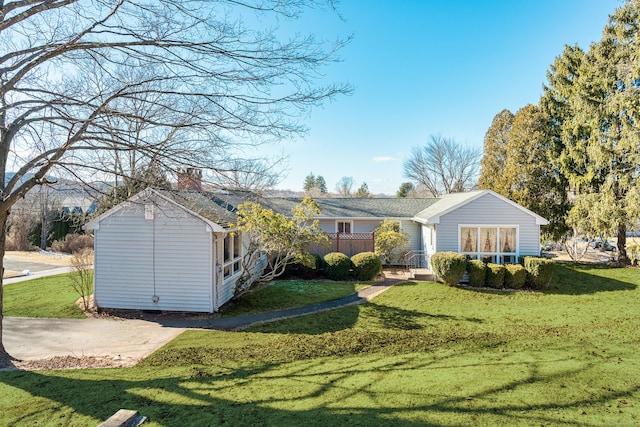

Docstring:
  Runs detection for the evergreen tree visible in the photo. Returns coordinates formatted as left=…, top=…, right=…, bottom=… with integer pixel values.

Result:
left=478, top=109, right=514, bottom=193
left=396, top=182, right=415, bottom=198
left=355, top=182, right=370, bottom=198
left=303, top=173, right=317, bottom=193
left=315, top=175, right=328, bottom=194
left=503, top=105, right=570, bottom=239
left=548, top=0, right=640, bottom=262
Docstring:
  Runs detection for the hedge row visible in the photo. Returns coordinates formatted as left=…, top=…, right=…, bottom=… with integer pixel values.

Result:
left=284, top=251, right=382, bottom=281
left=431, top=252, right=554, bottom=290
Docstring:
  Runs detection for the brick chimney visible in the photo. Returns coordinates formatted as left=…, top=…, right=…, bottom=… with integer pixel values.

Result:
left=177, top=168, right=203, bottom=191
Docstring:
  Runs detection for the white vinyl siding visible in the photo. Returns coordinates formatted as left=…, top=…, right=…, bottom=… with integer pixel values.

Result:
left=400, top=219, right=421, bottom=252
left=435, top=193, right=541, bottom=257
left=93, top=195, right=214, bottom=313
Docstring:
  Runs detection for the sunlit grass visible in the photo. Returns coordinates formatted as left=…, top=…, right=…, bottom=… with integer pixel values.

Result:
left=1, top=263, right=639, bottom=426
left=220, top=280, right=369, bottom=317
left=3, top=273, right=87, bottom=318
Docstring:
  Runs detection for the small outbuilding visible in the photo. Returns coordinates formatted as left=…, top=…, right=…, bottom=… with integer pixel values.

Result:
left=84, top=188, right=259, bottom=313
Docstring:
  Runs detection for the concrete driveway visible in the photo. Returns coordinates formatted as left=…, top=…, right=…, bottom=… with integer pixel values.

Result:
left=3, top=317, right=185, bottom=361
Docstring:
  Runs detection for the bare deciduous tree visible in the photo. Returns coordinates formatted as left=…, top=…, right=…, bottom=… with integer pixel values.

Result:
left=335, top=176, right=354, bottom=197
left=69, top=248, right=94, bottom=312
left=0, top=0, right=350, bottom=366
left=403, top=135, right=481, bottom=197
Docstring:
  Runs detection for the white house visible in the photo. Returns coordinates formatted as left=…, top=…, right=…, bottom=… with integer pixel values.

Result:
left=84, top=188, right=259, bottom=313
left=86, top=188, right=547, bottom=313
left=411, top=190, right=548, bottom=267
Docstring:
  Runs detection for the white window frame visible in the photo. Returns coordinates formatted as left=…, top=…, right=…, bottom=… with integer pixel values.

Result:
left=222, top=231, right=243, bottom=279
left=336, top=220, right=353, bottom=234
left=458, top=224, right=519, bottom=264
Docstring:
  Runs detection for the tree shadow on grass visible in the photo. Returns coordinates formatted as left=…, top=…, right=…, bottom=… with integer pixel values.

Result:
left=363, top=302, right=482, bottom=331
left=544, top=262, right=638, bottom=295
left=0, top=350, right=638, bottom=426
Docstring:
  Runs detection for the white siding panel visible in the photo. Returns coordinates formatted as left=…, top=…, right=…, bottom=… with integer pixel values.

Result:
left=436, top=193, right=541, bottom=256
left=400, top=220, right=421, bottom=252
left=94, top=196, right=214, bottom=312
left=353, top=220, right=381, bottom=233
left=318, top=219, right=335, bottom=233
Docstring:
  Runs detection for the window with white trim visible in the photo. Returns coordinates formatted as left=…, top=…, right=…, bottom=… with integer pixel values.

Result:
left=223, top=232, right=242, bottom=278
left=460, top=226, right=517, bottom=264
left=336, top=220, right=352, bottom=233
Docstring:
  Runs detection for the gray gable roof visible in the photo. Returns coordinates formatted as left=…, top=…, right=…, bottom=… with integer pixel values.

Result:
left=267, top=197, right=438, bottom=218
left=88, top=188, right=547, bottom=230
left=162, top=190, right=438, bottom=219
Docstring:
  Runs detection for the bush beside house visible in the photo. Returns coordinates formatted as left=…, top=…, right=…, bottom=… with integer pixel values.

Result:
left=523, top=256, right=555, bottom=290
left=351, top=252, right=382, bottom=280
left=505, top=264, right=527, bottom=289
left=466, top=260, right=486, bottom=287
left=431, top=252, right=467, bottom=285
left=485, top=263, right=506, bottom=289
left=324, top=252, right=352, bottom=280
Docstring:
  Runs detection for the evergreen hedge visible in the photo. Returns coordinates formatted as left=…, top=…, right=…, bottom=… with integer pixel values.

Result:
left=486, top=263, right=506, bottom=289
left=466, top=260, right=487, bottom=287
left=504, top=264, right=527, bottom=289
left=431, top=252, right=467, bottom=285
left=351, top=252, right=382, bottom=281
left=523, top=256, right=555, bottom=290
left=324, top=252, right=352, bottom=281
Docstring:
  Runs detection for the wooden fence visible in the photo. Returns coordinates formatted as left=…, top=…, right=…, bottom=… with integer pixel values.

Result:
left=308, top=232, right=375, bottom=257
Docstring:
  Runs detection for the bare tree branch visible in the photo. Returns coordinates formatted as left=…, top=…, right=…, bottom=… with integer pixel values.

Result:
left=403, top=135, right=481, bottom=197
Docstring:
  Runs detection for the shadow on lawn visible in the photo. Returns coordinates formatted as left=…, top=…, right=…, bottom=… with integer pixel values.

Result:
left=363, top=301, right=482, bottom=330
left=1, top=351, right=638, bottom=426
left=545, top=263, right=638, bottom=295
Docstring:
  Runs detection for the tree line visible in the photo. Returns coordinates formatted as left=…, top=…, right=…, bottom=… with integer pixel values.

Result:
left=477, top=0, right=640, bottom=264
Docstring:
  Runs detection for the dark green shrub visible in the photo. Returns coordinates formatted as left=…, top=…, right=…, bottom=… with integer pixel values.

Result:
left=431, top=252, right=467, bottom=285
left=524, top=256, right=555, bottom=290
left=351, top=252, right=382, bottom=280
left=312, top=253, right=324, bottom=270
left=485, top=263, right=505, bottom=289
left=504, top=264, right=527, bottom=289
left=466, top=260, right=486, bottom=287
left=323, top=252, right=352, bottom=281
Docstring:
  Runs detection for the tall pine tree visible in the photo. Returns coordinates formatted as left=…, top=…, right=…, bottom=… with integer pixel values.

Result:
left=478, top=109, right=514, bottom=193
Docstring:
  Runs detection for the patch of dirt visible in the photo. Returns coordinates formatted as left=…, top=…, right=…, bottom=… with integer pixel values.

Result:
left=3, top=270, right=22, bottom=278
left=10, top=355, right=138, bottom=371
left=4, top=250, right=77, bottom=266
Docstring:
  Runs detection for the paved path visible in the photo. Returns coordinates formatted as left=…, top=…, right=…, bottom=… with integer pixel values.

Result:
left=3, top=317, right=184, bottom=361
left=3, top=271, right=407, bottom=362
left=3, top=267, right=75, bottom=285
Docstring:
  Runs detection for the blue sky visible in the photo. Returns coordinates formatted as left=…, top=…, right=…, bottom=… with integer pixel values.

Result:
left=263, top=0, right=618, bottom=195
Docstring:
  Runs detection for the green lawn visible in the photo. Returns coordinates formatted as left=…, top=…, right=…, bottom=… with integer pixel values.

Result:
left=221, top=280, right=369, bottom=317
left=1, top=263, right=639, bottom=426
left=2, top=273, right=88, bottom=318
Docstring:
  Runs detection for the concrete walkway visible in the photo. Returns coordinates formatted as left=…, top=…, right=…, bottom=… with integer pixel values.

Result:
left=3, top=266, right=75, bottom=285
left=4, top=271, right=407, bottom=362
left=3, top=317, right=184, bottom=361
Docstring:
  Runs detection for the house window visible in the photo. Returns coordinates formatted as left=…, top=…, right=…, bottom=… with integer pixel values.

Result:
left=337, top=220, right=352, bottom=233
left=223, top=232, right=242, bottom=279
left=460, top=226, right=517, bottom=264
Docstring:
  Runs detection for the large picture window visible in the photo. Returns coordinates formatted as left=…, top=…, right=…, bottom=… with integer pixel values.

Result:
left=460, top=226, right=517, bottom=264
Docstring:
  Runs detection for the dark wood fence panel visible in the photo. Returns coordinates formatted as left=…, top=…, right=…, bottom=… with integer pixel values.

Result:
left=308, top=232, right=374, bottom=257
